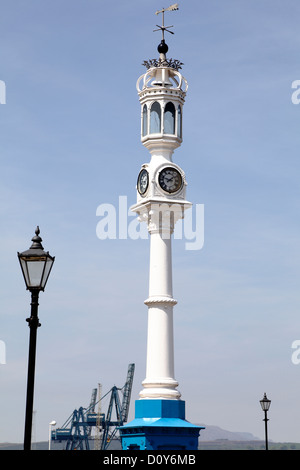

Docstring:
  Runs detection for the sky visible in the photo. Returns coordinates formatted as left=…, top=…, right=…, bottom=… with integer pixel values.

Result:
left=1, top=0, right=300, bottom=445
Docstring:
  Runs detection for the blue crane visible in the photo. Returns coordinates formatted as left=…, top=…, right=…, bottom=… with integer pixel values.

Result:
left=51, top=364, right=135, bottom=450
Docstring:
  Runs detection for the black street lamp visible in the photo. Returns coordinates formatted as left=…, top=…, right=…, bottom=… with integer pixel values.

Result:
left=18, top=227, right=55, bottom=451
left=260, top=392, right=271, bottom=450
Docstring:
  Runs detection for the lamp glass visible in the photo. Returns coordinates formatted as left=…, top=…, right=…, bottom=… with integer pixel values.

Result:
left=19, top=253, right=54, bottom=291
left=260, top=395, right=271, bottom=412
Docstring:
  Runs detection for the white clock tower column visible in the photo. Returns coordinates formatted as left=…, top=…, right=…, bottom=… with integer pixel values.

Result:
left=132, top=41, right=190, bottom=401
left=121, top=7, right=203, bottom=450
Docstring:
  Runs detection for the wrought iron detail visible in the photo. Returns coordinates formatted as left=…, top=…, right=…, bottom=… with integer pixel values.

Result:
left=142, top=58, right=184, bottom=71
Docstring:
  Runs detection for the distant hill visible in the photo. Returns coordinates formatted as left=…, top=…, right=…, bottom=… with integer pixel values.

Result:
left=198, top=424, right=260, bottom=441
left=197, top=424, right=300, bottom=450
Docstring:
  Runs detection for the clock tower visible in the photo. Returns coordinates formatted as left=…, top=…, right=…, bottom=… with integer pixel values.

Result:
left=120, top=6, right=203, bottom=450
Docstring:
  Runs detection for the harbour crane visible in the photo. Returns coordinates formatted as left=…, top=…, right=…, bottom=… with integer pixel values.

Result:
left=51, top=364, right=135, bottom=450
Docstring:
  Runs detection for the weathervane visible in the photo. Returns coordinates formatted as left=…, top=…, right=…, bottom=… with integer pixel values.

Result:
left=142, top=3, right=183, bottom=71
left=154, top=4, right=179, bottom=41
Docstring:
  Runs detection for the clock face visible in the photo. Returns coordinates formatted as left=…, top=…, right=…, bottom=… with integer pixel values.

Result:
left=158, top=167, right=183, bottom=194
left=137, top=168, right=149, bottom=196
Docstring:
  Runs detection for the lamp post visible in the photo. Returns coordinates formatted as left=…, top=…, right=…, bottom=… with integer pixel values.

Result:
left=260, top=392, right=271, bottom=450
left=49, top=420, right=56, bottom=450
left=18, top=227, right=55, bottom=451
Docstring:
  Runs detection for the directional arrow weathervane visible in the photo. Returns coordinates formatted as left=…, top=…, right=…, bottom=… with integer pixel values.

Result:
left=154, top=3, right=179, bottom=41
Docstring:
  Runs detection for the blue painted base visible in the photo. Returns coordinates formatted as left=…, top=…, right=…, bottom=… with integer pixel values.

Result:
left=120, top=400, right=204, bottom=450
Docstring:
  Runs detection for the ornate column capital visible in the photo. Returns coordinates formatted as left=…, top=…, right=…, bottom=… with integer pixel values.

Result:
left=135, top=200, right=187, bottom=236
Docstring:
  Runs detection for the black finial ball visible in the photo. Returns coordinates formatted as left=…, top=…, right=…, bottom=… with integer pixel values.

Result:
left=157, top=40, right=168, bottom=54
